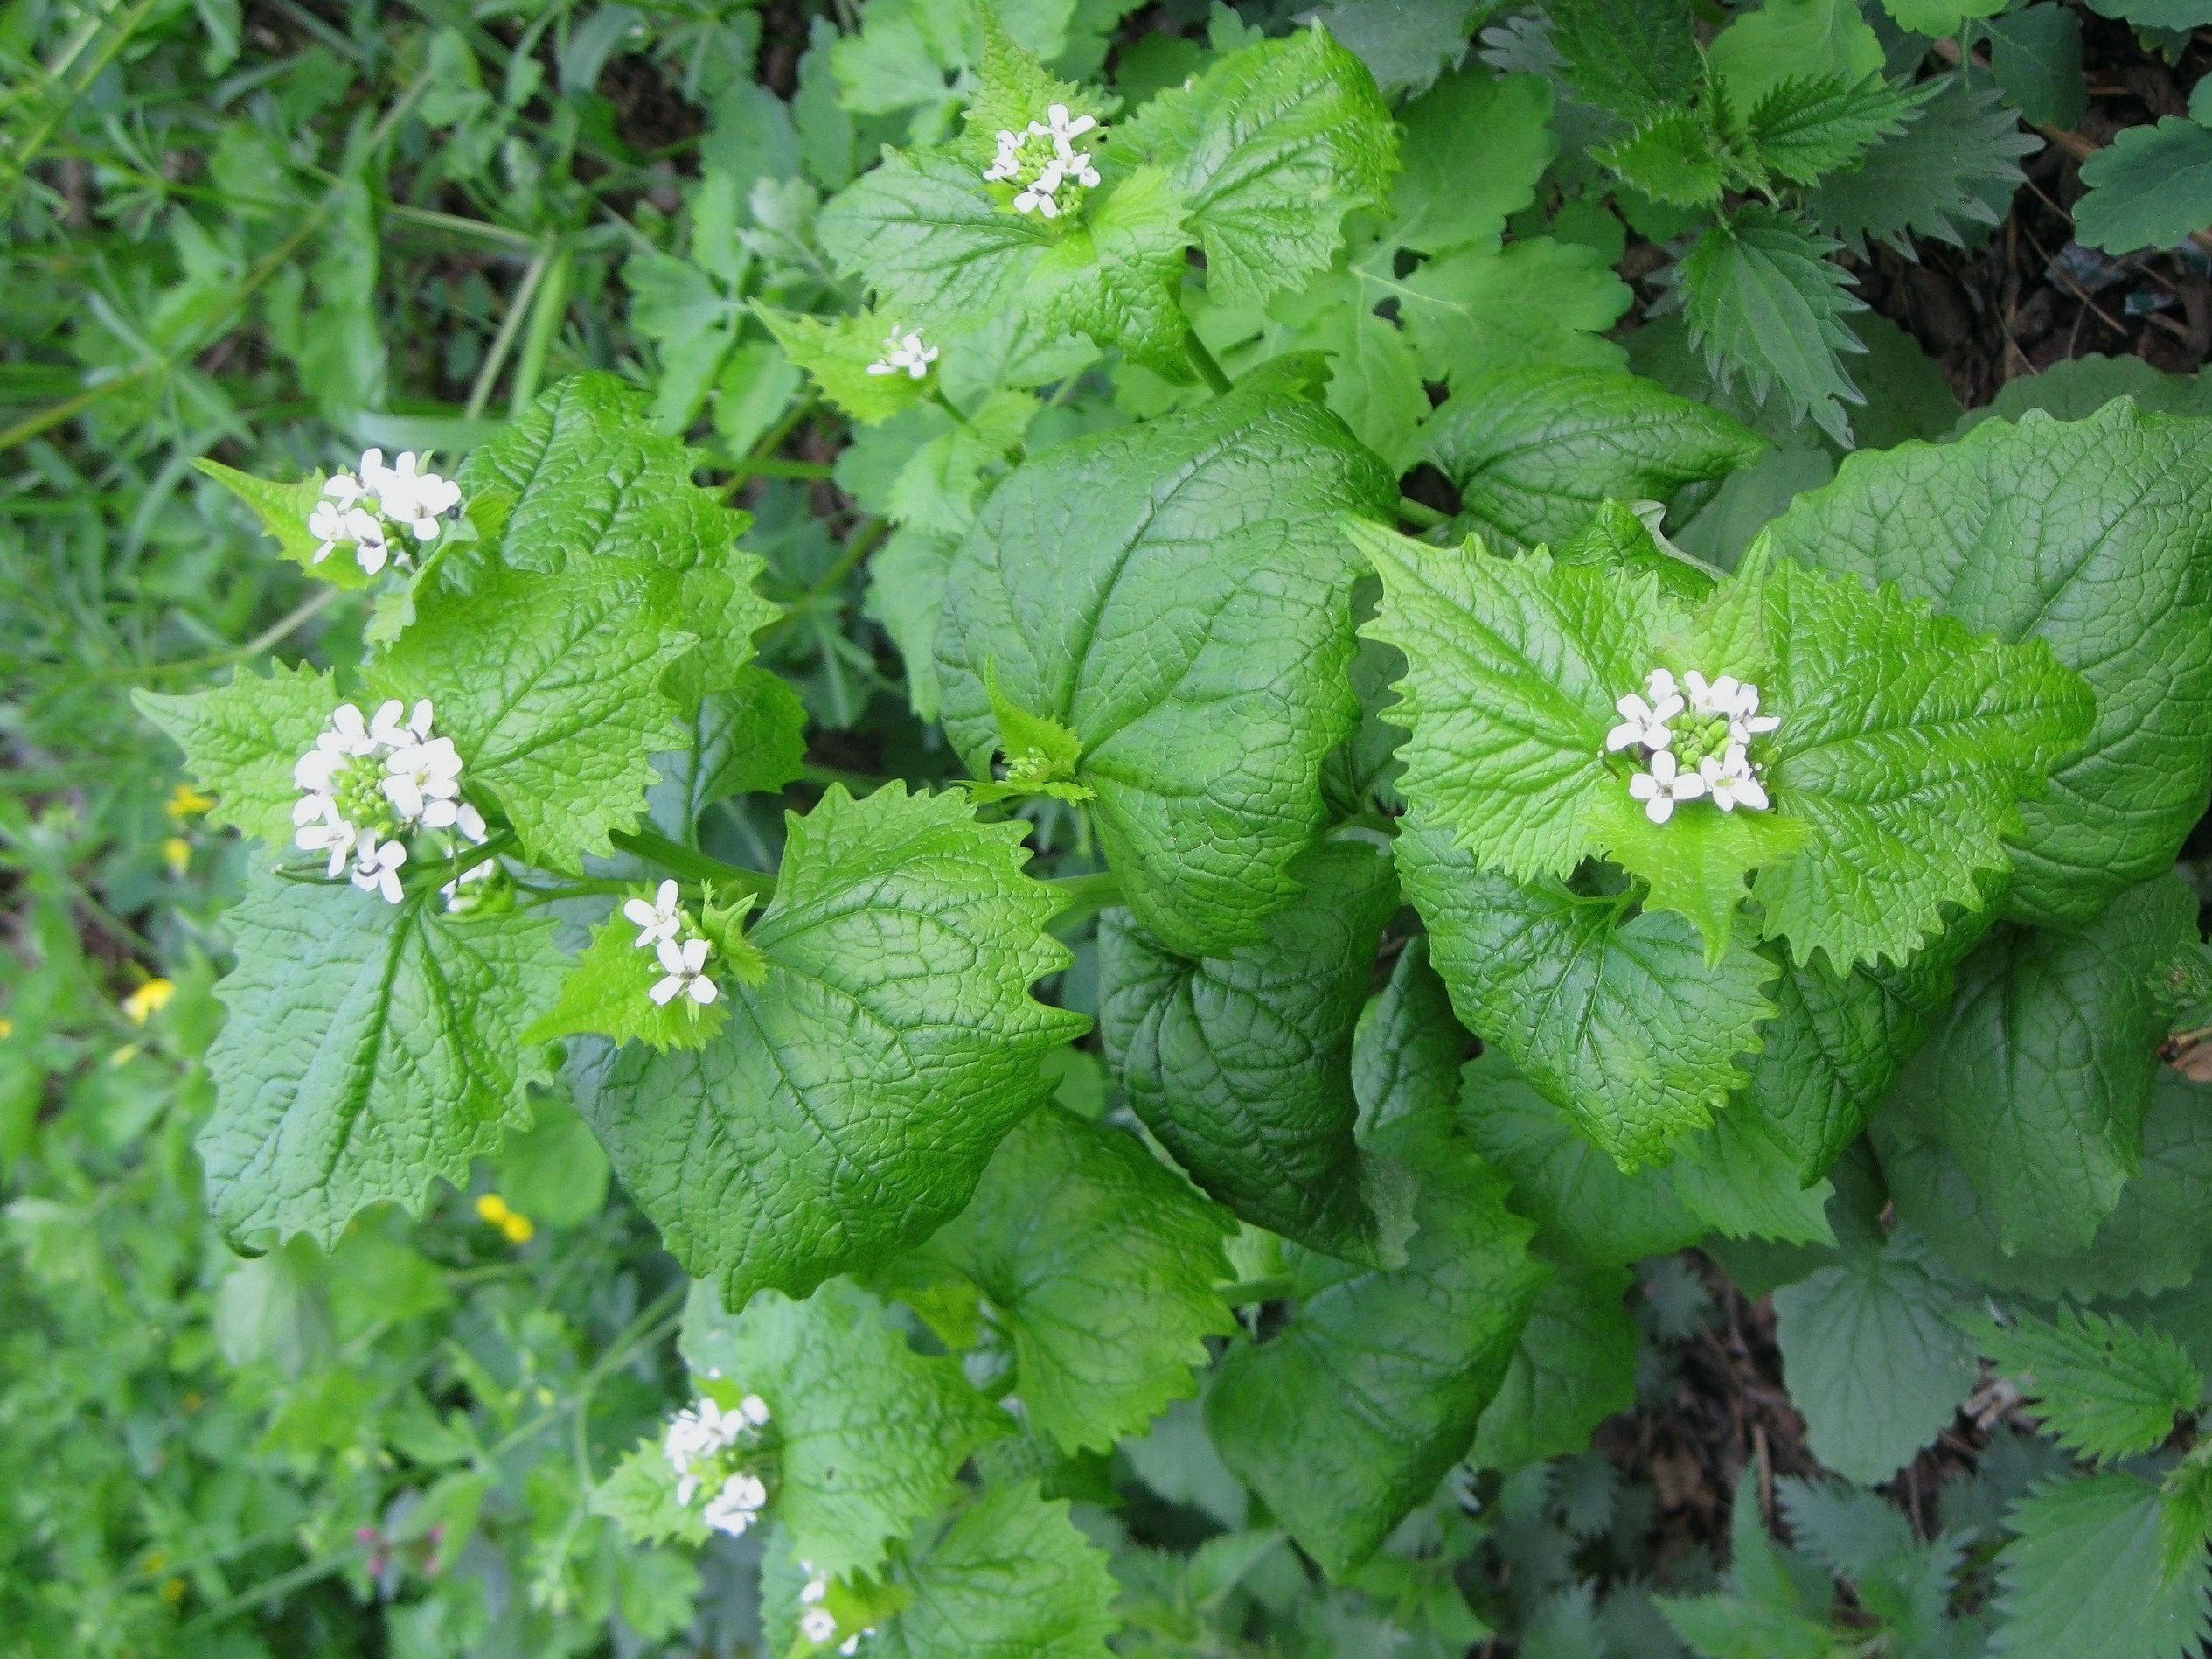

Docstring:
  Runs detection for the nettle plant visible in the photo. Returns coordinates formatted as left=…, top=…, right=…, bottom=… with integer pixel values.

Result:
left=140, top=10, right=2212, bottom=1656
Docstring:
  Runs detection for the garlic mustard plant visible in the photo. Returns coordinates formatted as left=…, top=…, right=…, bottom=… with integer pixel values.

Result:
left=304, top=449, right=462, bottom=576
left=864, top=326, right=939, bottom=380
left=291, top=699, right=488, bottom=904
left=980, top=102, right=1102, bottom=220
left=1607, top=667, right=1777, bottom=825
left=659, top=1392, right=772, bottom=1535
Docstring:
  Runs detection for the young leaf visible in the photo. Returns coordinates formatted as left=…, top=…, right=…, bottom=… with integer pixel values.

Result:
left=2075, top=118, right=2212, bottom=255
left=1672, top=204, right=1868, bottom=447
left=678, top=1277, right=1007, bottom=1582
left=935, top=380, right=1396, bottom=956
left=1742, top=550, right=2095, bottom=972
left=1021, top=165, right=1193, bottom=381
left=1205, top=1124, right=1548, bottom=1579
left=955, top=11, right=1099, bottom=173
left=1771, top=1227, right=1979, bottom=1484
left=1457, top=1049, right=1708, bottom=1266
left=752, top=303, right=936, bottom=423
left=1116, top=24, right=1397, bottom=308
left=197, top=869, right=566, bottom=1249
left=1805, top=73, right=2039, bottom=256
left=194, top=460, right=359, bottom=586
left=1352, top=936, right=1468, bottom=1140
left=573, top=785, right=1085, bottom=1308
left=136, top=659, right=343, bottom=853
left=1996, top=1473, right=2212, bottom=1659
left=1099, top=838, right=1414, bottom=1264
left=1388, top=68, right=1557, bottom=257
left=1742, top=73, right=1923, bottom=186
left=1398, top=819, right=1778, bottom=1169
left=525, top=913, right=727, bottom=1053
left=594, top=1440, right=709, bottom=1546
left=1886, top=874, right=2198, bottom=1255
left=1542, top=0, right=1701, bottom=116
left=877, top=1481, right=1119, bottom=1659
left=1969, top=1304, right=2202, bottom=1463
left=1707, top=0, right=1884, bottom=108
left=1421, top=367, right=1767, bottom=553
left=1469, top=1264, right=1640, bottom=1469
left=1392, top=236, right=1632, bottom=388
left=1596, top=105, right=1728, bottom=208
left=818, top=149, right=1055, bottom=338
left=365, top=562, right=694, bottom=870
left=926, top=1106, right=1237, bottom=1454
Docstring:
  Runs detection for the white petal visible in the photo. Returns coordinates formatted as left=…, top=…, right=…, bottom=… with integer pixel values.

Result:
left=741, top=1393, right=770, bottom=1425
left=623, top=898, right=659, bottom=930
left=1645, top=794, right=1675, bottom=824
left=690, top=976, right=720, bottom=1005
left=650, top=974, right=685, bottom=1006
left=333, top=704, right=366, bottom=740
left=1647, top=750, right=1677, bottom=784
left=680, top=938, right=712, bottom=973
left=657, top=938, right=688, bottom=976
left=421, top=799, right=458, bottom=829
left=1628, top=773, right=1659, bottom=801
left=1604, top=721, right=1644, bottom=753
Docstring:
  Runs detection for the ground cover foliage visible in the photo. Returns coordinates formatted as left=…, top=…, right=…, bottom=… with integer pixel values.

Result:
left=16, top=0, right=2212, bottom=1653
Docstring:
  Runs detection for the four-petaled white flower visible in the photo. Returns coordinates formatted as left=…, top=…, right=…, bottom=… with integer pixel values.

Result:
left=1627, top=749, right=1708, bottom=825
left=1605, top=667, right=1685, bottom=754
left=624, top=879, right=686, bottom=950
left=651, top=937, right=720, bottom=1007
left=294, top=795, right=358, bottom=878
left=982, top=103, right=1103, bottom=220
left=865, top=326, right=939, bottom=380
left=1038, top=102, right=1096, bottom=147
left=351, top=833, right=408, bottom=903
left=303, top=449, right=464, bottom=577
left=294, top=700, right=489, bottom=905
left=702, top=1471, right=769, bottom=1537
left=800, top=1607, right=838, bottom=1644
left=1699, top=746, right=1770, bottom=812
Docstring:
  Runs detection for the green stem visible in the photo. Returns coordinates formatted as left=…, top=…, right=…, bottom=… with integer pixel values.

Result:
left=1184, top=331, right=1235, bottom=396
left=721, top=392, right=822, bottom=498
left=1217, top=1275, right=1294, bottom=1306
left=804, top=516, right=889, bottom=601
left=1045, top=868, right=1122, bottom=933
left=608, top=827, right=776, bottom=900
left=507, top=244, right=574, bottom=416
left=745, top=457, right=836, bottom=479
left=1397, top=496, right=1450, bottom=529
left=464, top=245, right=549, bottom=422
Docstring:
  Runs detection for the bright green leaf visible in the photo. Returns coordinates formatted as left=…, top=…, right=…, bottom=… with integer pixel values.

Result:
left=1469, top=1263, right=1639, bottom=1469
left=1969, top=1304, right=2202, bottom=1463
left=136, top=659, right=342, bottom=853
left=877, top=1481, right=1119, bottom=1658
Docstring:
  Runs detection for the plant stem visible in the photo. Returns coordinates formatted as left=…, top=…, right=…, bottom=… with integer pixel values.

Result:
left=464, top=245, right=549, bottom=422
left=1184, top=331, right=1235, bottom=395
left=1397, top=496, right=1449, bottom=529
left=1217, top=1275, right=1294, bottom=1305
left=745, top=457, right=836, bottom=479
left=1045, top=868, right=1123, bottom=932
left=507, top=243, right=573, bottom=415
left=721, top=392, right=822, bottom=497
left=608, top=827, right=777, bottom=900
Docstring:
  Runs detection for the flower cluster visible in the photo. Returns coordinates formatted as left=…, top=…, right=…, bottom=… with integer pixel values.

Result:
left=980, top=102, right=1101, bottom=220
left=623, top=879, right=721, bottom=1008
left=796, top=1561, right=874, bottom=1653
left=865, top=325, right=938, bottom=380
left=661, top=1393, right=773, bottom=1536
left=306, top=448, right=463, bottom=577
left=1605, top=668, right=1779, bottom=826
left=294, top=700, right=491, bottom=903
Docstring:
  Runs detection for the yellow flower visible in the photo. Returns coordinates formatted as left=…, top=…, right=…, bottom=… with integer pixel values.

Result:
left=122, top=979, right=175, bottom=1025
left=0, top=1016, right=13, bottom=1040
left=475, top=1193, right=511, bottom=1224
left=499, top=1211, right=535, bottom=1244
left=166, top=784, right=215, bottom=819
left=162, top=1576, right=186, bottom=1606
left=162, top=837, right=192, bottom=876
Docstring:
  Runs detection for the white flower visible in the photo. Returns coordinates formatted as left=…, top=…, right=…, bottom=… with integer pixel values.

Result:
left=368, top=450, right=462, bottom=540
left=839, top=1638, right=860, bottom=1656
left=650, top=937, right=720, bottom=1007
left=1698, top=745, right=1771, bottom=813
left=1013, top=155, right=1068, bottom=218
left=739, top=1392, right=770, bottom=1426
left=1038, top=103, right=1096, bottom=146
left=294, top=795, right=358, bottom=877
left=982, top=128, right=1022, bottom=183
left=456, top=801, right=488, bottom=842
left=351, top=833, right=407, bottom=903
left=349, top=508, right=392, bottom=575
left=1627, top=749, right=1708, bottom=825
left=1604, top=681, right=1683, bottom=753
left=866, top=327, right=939, bottom=380
left=384, top=735, right=463, bottom=826
left=623, top=880, right=685, bottom=950
left=702, top=1471, right=769, bottom=1537
left=800, top=1607, right=838, bottom=1644
left=800, top=1572, right=829, bottom=1606
left=368, top=698, right=433, bottom=749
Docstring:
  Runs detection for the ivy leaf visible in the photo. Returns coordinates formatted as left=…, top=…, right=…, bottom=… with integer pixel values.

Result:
left=678, top=1277, right=1006, bottom=1582
left=574, top=785, right=1086, bottom=1308
left=1742, top=73, right=1924, bottom=186
left=935, top=380, right=1396, bottom=955
left=1966, top=1305, right=2202, bottom=1463
left=193, top=460, right=360, bottom=586
left=1742, top=549, right=2095, bottom=972
left=1352, top=936, right=1467, bottom=1141
left=1099, top=838, right=1416, bottom=1264
left=1023, top=165, right=1193, bottom=383
left=1393, top=237, right=1632, bottom=387
left=197, top=869, right=565, bottom=1249
left=818, top=149, right=1054, bottom=338
left=524, top=913, right=727, bottom=1053
left=1542, top=0, right=1701, bottom=116
left=1116, top=24, right=1397, bottom=308
left=1768, top=397, right=2212, bottom=928
left=752, top=303, right=936, bottom=423
left=1995, top=1473, right=2212, bottom=1659
left=1771, top=1227, right=1979, bottom=1484
left=136, top=659, right=341, bottom=852
left=927, top=1106, right=1238, bottom=1453
left=1469, top=1264, right=1639, bottom=1468
left=877, top=1481, right=1119, bottom=1659
left=1457, top=1049, right=1708, bottom=1267
left=1388, top=68, right=1557, bottom=257
left=1885, top=875, right=2199, bottom=1256
left=1205, top=1122, right=1548, bottom=1578
left=594, top=1440, right=709, bottom=1546
left=1805, top=73, right=2039, bottom=257
left=1422, top=368, right=1767, bottom=554
left=365, top=562, right=694, bottom=871
left=2075, top=117, right=2212, bottom=254
left=1671, top=204, right=1868, bottom=447
left=1398, top=819, right=1778, bottom=1169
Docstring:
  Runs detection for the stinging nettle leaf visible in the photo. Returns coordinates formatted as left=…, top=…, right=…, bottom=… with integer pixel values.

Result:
left=1967, top=1303, right=2202, bottom=1464
left=574, top=784, right=1086, bottom=1308
left=1742, top=72, right=1925, bottom=186
left=1995, top=1472, right=2212, bottom=1659
left=936, top=380, right=1396, bottom=956
left=678, top=1276, right=1007, bottom=1582
left=1099, top=836, right=1415, bottom=1265
left=197, top=868, right=566, bottom=1250
left=1116, top=24, right=1397, bottom=309
left=927, top=1105, right=1237, bottom=1454
left=1543, top=0, right=1701, bottom=117
left=1805, top=73, right=2039, bottom=258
